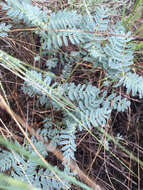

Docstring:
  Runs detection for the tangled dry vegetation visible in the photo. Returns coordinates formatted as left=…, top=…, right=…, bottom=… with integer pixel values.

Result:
left=0, top=0, right=143, bottom=190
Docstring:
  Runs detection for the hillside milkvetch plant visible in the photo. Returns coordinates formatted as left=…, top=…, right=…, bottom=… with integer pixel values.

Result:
left=0, top=0, right=143, bottom=189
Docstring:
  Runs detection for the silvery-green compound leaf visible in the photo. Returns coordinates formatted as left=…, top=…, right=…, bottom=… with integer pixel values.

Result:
left=59, top=120, right=77, bottom=163
left=104, top=22, right=135, bottom=75
left=64, top=83, right=113, bottom=129
left=118, top=72, right=143, bottom=99
left=46, top=58, right=58, bottom=69
left=0, top=151, right=17, bottom=172
left=0, top=23, right=11, bottom=37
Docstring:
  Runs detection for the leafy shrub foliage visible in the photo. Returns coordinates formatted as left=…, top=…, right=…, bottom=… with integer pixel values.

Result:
left=0, top=0, right=143, bottom=189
